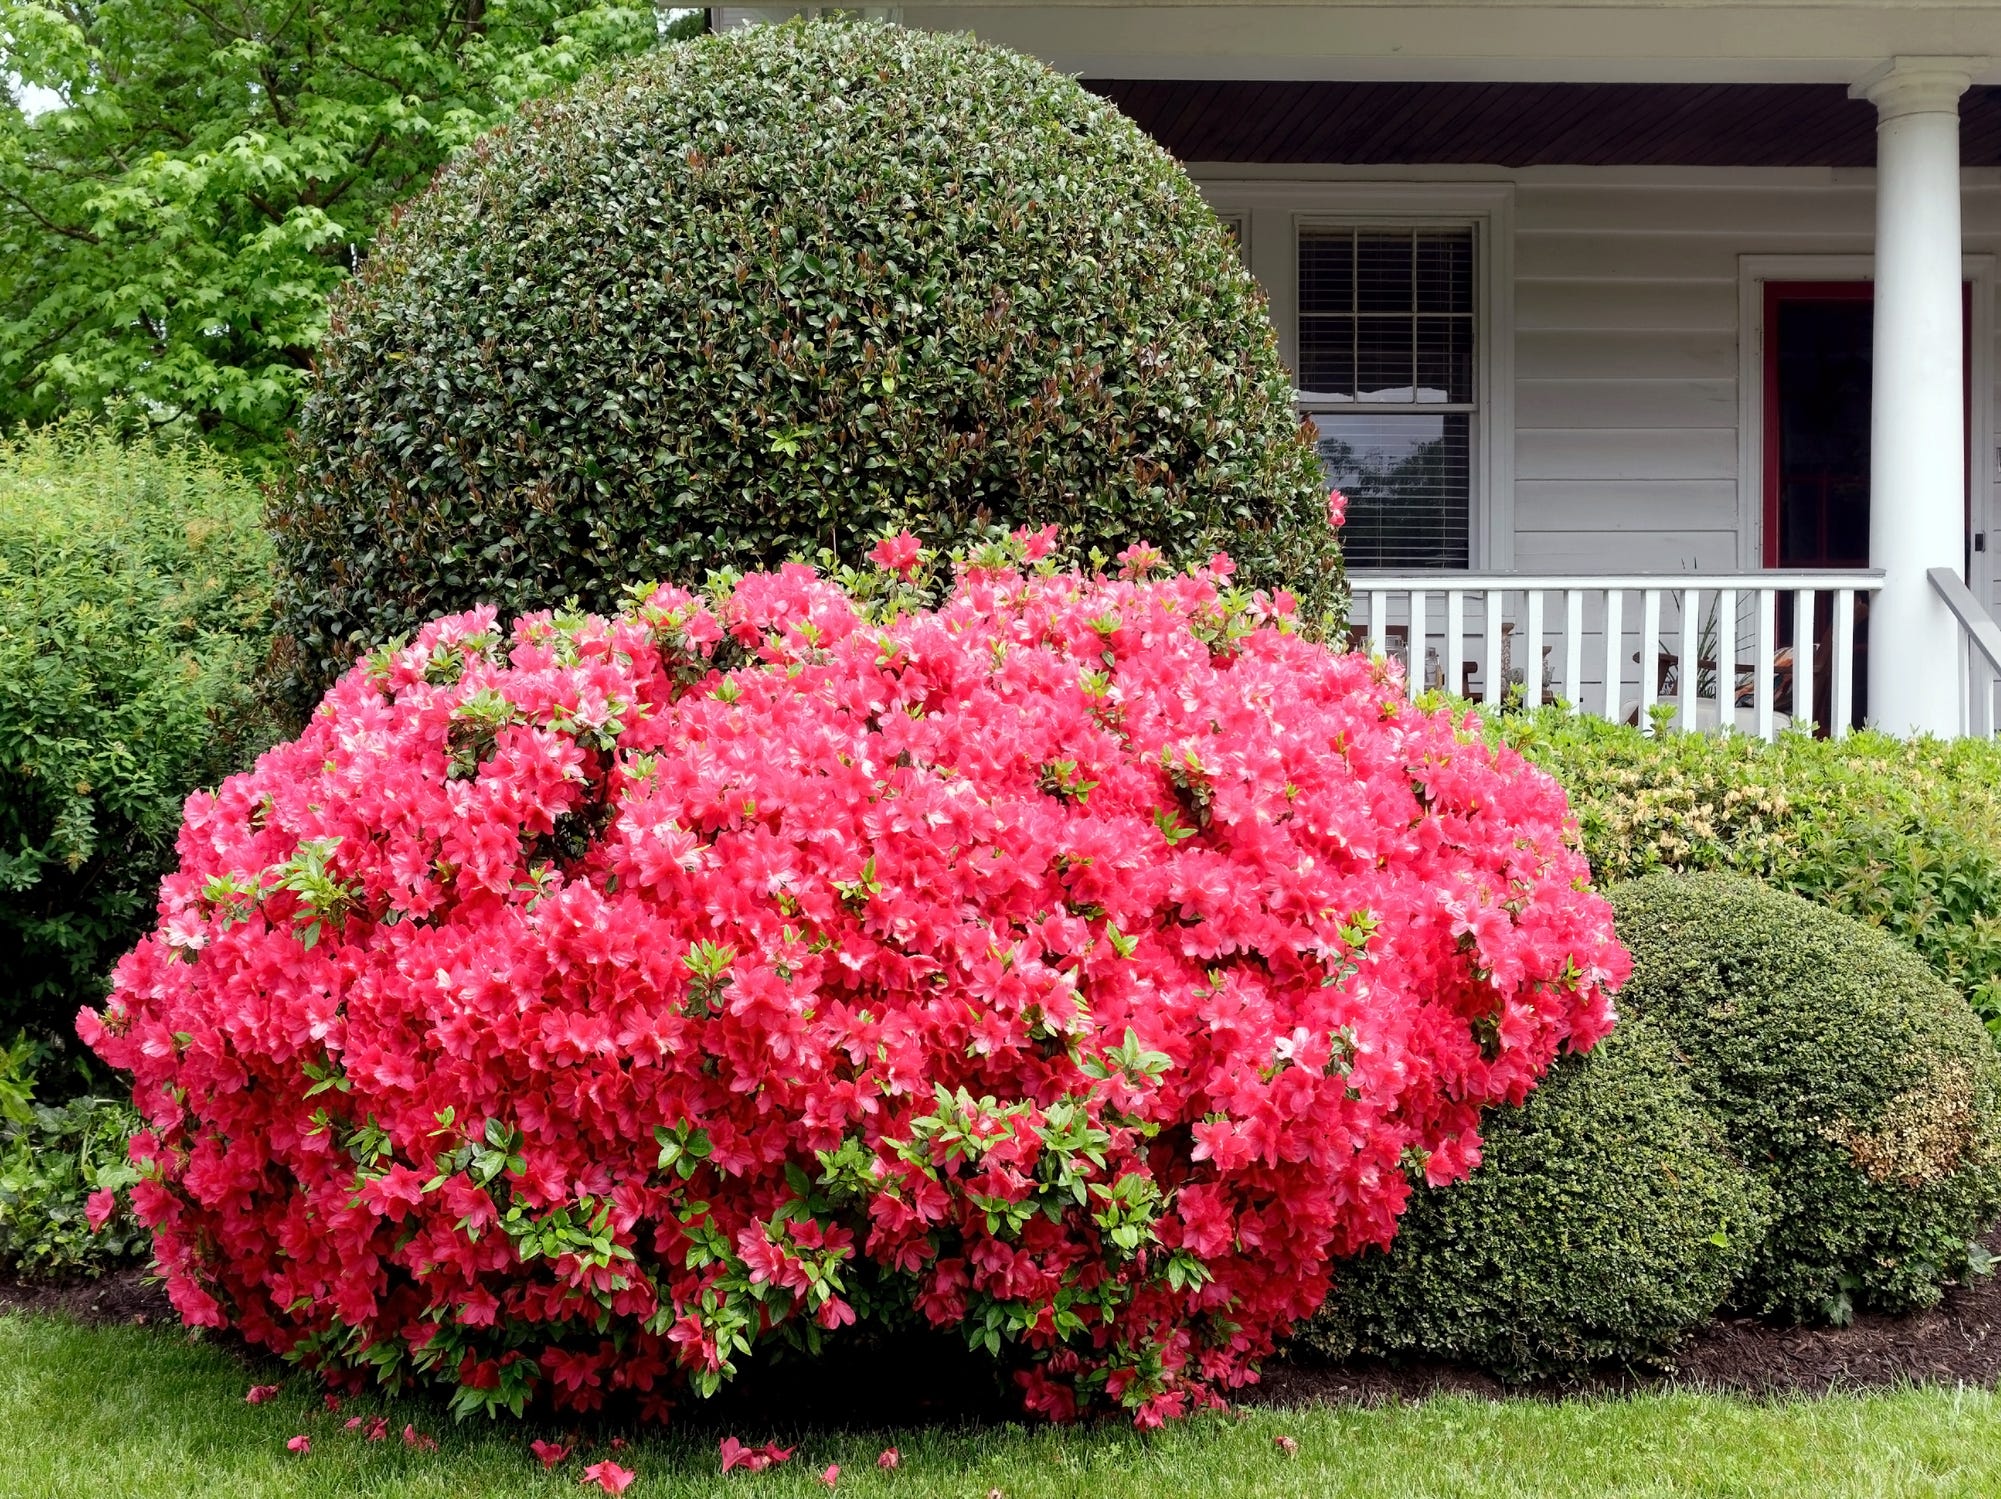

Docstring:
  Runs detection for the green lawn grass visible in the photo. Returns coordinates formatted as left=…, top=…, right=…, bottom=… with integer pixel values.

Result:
left=4, top=1312, right=1999, bottom=1499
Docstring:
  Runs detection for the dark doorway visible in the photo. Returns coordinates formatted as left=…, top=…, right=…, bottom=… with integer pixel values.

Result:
left=1763, top=282, right=1875, bottom=732
left=1760, top=281, right=1974, bottom=733
left=1765, top=283, right=1874, bottom=569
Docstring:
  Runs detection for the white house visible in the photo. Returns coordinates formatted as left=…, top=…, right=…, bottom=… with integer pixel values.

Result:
left=720, top=1, right=2001, bottom=738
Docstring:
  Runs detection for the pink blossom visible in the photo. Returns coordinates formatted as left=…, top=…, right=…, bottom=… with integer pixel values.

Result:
left=820, top=1464, right=841, bottom=1488
left=286, top=1435, right=311, bottom=1455
left=80, top=553, right=1626, bottom=1430
left=85, top=1188, right=118, bottom=1233
left=1326, top=487, right=1348, bottom=528
left=877, top=1448, right=901, bottom=1470
left=868, top=530, right=923, bottom=578
left=532, top=1440, right=573, bottom=1468
left=1012, top=524, right=1060, bottom=562
left=581, top=1460, right=636, bottom=1494
left=245, top=1384, right=281, bottom=1405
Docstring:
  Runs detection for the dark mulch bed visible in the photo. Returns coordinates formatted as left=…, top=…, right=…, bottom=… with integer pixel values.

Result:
left=7, top=1230, right=2001, bottom=1420
left=0, top=1263, right=172, bottom=1327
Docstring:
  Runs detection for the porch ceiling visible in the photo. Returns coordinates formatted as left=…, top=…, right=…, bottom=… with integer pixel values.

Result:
left=1083, top=80, right=2001, bottom=167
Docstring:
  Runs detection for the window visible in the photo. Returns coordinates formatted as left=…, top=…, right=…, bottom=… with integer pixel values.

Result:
left=1297, top=226, right=1477, bottom=569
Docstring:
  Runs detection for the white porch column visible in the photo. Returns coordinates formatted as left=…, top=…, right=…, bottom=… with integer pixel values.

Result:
left=1851, top=57, right=1984, bottom=736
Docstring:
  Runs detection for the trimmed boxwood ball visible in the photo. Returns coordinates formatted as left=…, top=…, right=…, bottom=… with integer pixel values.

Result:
left=1612, top=871, right=2001, bottom=1322
left=271, top=20, right=1337, bottom=708
left=1298, top=1017, right=1766, bottom=1380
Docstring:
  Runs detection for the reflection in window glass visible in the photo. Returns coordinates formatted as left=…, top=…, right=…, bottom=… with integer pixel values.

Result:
left=1311, top=412, right=1471, bottom=570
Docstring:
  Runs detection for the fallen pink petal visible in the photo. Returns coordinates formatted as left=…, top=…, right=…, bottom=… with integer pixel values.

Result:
left=581, top=1459, right=637, bottom=1494
left=245, top=1384, right=280, bottom=1405
left=286, top=1435, right=310, bottom=1455
left=877, top=1448, right=901, bottom=1470
left=532, top=1439, right=572, bottom=1468
left=820, top=1462, right=841, bottom=1488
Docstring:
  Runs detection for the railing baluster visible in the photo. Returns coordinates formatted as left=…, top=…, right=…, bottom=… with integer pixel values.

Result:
left=1368, top=589, right=1388, bottom=660
left=1564, top=589, right=1584, bottom=712
left=1793, top=588, right=1816, bottom=738
left=1601, top=588, right=1623, bottom=722
left=1716, top=587, right=1737, bottom=733
left=1524, top=590, right=1544, bottom=708
left=1408, top=589, right=1428, bottom=694
left=1679, top=587, right=1699, bottom=732
left=1755, top=587, right=1777, bottom=741
left=1483, top=590, right=1503, bottom=706
left=1446, top=590, right=1466, bottom=703
left=1639, top=589, right=1661, bottom=731
left=1833, top=587, right=1856, bottom=738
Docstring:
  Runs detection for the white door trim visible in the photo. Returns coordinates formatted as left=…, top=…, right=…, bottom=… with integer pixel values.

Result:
left=1736, top=252, right=1995, bottom=585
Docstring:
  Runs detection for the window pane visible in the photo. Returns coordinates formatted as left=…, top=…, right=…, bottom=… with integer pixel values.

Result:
left=1414, top=316, right=1473, bottom=403
left=1356, top=316, right=1414, bottom=401
left=1355, top=232, right=1412, bottom=313
left=1297, top=316, right=1355, bottom=398
left=1313, top=412, right=1471, bottom=569
left=1415, top=231, right=1474, bottom=313
left=1298, top=229, right=1354, bottom=314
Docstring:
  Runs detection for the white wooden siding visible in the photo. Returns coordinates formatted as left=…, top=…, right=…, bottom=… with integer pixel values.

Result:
left=1512, top=174, right=2001, bottom=593
left=1193, top=165, right=2001, bottom=610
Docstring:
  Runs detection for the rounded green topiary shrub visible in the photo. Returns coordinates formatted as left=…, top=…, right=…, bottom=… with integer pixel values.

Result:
left=271, top=20, right=1337, bottom=709
left=1299, top=1017, right=1766, bottom=1379
left=1612, top=871, right=2001, bottom=1322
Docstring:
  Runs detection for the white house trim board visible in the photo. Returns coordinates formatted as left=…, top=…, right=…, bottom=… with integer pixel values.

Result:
left=892, top=5, right=2001, bottom=86
left=1195, top=179, right=1518, bottom=570
left=1735, top=253, right=1997, bottom=589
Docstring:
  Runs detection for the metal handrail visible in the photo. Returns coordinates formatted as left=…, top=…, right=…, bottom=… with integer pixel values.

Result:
left=1929, top=568, right=2001, bottom=676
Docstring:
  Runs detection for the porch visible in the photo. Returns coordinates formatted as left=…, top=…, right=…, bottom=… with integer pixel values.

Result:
left=875, top=4, right=2001, bottom=738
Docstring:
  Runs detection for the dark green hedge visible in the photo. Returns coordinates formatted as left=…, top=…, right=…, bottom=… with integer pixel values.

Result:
left=272, top=20, right=1337, bottom=709
left=1612, top=872, right=2001, bottom=1321
left=1300, top=1017, right=1765, bottom=1379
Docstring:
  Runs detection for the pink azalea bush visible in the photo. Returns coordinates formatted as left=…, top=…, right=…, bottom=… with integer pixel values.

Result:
left=81, top=536, right=1625, bottom=1426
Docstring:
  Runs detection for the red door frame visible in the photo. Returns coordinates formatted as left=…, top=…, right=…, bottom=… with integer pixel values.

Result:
left=1760, top=280, right=1973, bottom=569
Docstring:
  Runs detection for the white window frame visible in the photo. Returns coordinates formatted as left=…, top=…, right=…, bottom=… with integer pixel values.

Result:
left=1195, top=180, right=1516, bottom=571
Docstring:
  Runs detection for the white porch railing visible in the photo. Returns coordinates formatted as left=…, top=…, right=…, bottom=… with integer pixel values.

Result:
left=1346, top=571, right=1887, bottom=742
left=1930, top=568, right=2001, bottom=740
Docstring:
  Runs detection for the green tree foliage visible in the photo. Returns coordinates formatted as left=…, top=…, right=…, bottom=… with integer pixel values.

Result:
left=0, top=1, right=696, bottom=456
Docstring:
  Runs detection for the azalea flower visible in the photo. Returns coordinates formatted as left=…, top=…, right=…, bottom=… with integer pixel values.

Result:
left=1326, top=487, right=1348, bottom=528
left=581, top=1460, right=636, bottom=1494
left=81, top=557, right=1627, bottom=1431
left=1274, top=1435, right=1299, bottom=1457
left=245, top=1384, right=281, bottom=1405
left=286, top=1435, right=311, bottom=1455
left=404, top=1425, right=437, bottom=1451
left=532, top=1439, right=573, bottom=1468
left=820, top=1464, right=840, bottom=1488
left=868, top=530, right=924, bottom=579
left=877, top=1449, right=901, bottom=1470
left=84, top=1188, right=117, bottom=1233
